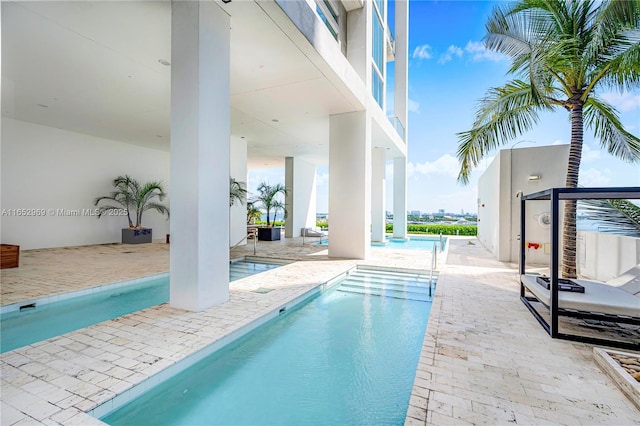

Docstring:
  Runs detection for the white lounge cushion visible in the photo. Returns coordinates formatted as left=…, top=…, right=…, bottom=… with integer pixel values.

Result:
left=607, top=264, right=640, bottom=296
left=521, top=274, right=640, bottom=318
left=302, top=227, right=326, bottom=237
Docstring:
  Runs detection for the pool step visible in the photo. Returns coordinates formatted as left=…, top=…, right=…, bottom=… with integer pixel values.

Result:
left=340, top=279, right=432, bottom=294
left=337, top=285, right=432, bottom=302
left=338, top=269, right=436, bottom=302
left=348, top=272, right=433, bottom=287
left=229, top=261, right=280, bottom=282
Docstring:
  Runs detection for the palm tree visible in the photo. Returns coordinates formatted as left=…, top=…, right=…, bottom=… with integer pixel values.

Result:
left=95, top=175, right=169, bottom=229
left=457, top=0, right=640, bottom=277
left=229, top=177, right=247, bottom=207
left=246, top=201, right=262, bottom=225
left=253, top=181, right=288, bottom=226
left=272, top=199, right=288, bottom=225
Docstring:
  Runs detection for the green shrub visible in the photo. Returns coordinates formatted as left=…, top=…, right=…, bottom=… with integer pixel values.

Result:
left=385, top=223, right=477, bottom=236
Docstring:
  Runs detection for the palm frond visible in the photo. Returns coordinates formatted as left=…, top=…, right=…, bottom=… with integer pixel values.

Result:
left=579, top=198, right=640, bottom=237
left=230, top=178, right=247, bottom=207
left=456, top=80, right=549, bottom=184
left=584, top=96, right=640, bottom=162
left=142, top=202, right=170, bottom=217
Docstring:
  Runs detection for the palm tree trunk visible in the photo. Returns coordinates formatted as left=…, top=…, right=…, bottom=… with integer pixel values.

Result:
left=562, top=103, right=583, bottom=278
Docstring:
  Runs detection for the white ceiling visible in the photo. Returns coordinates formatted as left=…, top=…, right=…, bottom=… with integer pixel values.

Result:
left=1, top=1, right=358, bottom=168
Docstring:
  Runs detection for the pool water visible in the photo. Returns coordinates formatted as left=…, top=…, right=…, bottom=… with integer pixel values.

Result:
left=102, top=269, right=433, bottom=425
left=315, top=235, right=446, bottom=251
left=1, top=260, right=282, bottom=353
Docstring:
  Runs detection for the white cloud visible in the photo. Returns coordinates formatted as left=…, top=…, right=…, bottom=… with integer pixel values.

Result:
left=579, top=168, right=612, bottom=186
left=581, top=144, right=601, bottom=163
left=464, top=41, right=508, bottom=62
left=600, top=91, right=640, bottom=112
left=412, top=44, right=432, bottom=60
left=408, top=98, right=421, bottom=114
left=552, top=139, right=566, bottom=146
left=438, top=45, right=463, bottom=64
left=408, top=154, right=460, bottom=179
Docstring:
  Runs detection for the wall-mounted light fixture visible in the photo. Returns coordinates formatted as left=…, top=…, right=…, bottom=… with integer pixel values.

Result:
left=222, top=0, right=232, bottom=3
left=528, top=175, right=541, bottom=181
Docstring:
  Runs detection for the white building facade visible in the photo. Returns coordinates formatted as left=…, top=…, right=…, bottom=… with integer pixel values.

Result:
left=477, top=145, right=570, bottom=264
left=1, top=0, right=409, bottom=311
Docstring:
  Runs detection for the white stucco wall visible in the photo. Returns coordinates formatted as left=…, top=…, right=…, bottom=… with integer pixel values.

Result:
left=285, top=157, right=317, bottom=238
left=1, top=118, right=170, bottom=249
left=578, top=231, right=640, bottom=281
left=477, top=144, right=569, bottom=263
left=477, top=153, right=503, bottom=258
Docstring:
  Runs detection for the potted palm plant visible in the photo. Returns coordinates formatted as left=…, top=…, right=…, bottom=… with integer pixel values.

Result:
left=94, top=175, right=170, bottom=244
left=252, top=181, right=287, bottom=241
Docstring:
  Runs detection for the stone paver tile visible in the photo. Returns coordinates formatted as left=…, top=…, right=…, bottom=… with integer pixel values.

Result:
left=1, top=401, right=29, bottom=425
left=4, top=390, right=61, bottom=421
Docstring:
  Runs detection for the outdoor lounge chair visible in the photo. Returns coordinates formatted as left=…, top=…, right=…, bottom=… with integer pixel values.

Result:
left=520, top=270, right=640, bottom=323
left=302, top=227, right=327, bottom=238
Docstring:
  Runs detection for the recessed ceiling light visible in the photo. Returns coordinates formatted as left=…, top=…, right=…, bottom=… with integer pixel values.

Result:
left=158, top=59, right=171, bottom=66
left=37, top=104, right=48, bottom=108
left=272, top=119, right=279, bottom=122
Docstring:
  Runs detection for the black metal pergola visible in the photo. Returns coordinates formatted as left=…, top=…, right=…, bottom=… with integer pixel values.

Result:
left=519, top=187, right=640, bottom=350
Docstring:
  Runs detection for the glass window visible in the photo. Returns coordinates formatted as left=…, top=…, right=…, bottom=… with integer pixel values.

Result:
left=372, top=10, right=383, bottom=71
left=316, top=1, right=339, bottom=40
left=372, top=66, right=383, bottom=107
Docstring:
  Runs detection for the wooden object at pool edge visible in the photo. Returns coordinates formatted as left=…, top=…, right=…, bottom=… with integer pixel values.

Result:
left=1, top=244, right=20, bottom=269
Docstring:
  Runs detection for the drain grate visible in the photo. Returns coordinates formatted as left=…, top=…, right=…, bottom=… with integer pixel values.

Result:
left=252, top=287, right=274, bottom=294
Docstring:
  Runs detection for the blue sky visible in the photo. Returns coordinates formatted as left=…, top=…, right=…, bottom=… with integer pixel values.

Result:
left=250, top=0, right=640, bottom=214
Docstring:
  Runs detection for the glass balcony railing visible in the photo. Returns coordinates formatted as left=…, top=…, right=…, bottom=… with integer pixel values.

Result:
left=387, top=116, right=405, bottom=142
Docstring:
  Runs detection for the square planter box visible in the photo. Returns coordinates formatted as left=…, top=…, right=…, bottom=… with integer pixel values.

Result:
left=0, top=244, right=20, bottom=269
left=258, top=227, right=281, bottom=241
left=122, top=228, right=152, bottom=244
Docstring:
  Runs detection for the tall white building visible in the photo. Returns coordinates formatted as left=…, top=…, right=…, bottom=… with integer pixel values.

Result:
left=1, top=0, right=409, bottom=311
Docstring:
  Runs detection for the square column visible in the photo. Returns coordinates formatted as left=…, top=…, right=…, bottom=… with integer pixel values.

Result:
left=393, top=156, right=407, bottom=239
left=329, top=111, right=371, bottom=259
left=285, top=157, right=317, bottom=238
left=394, top=0, right=409, bottom=139
left=371, top=148, right=386, bottom=242
left=170, top=1, right=230, bottom=311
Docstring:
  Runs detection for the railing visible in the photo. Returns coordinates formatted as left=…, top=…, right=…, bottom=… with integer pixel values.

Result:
left=387, top=115, right=405, bottom=142
left=428, top=242, right=437, bottom=297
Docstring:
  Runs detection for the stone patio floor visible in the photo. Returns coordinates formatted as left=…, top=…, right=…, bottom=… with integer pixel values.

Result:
left=1, top=237, right=638, bottom=425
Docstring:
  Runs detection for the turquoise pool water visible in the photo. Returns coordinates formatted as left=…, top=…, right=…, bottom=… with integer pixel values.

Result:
left=102, top=269, right=433, bottom=425
left=1, top=260, right=281, bottom=353
left=315, top=235, right=446, bottom=251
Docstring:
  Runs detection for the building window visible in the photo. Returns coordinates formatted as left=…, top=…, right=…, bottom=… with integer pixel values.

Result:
left=371, top=1, right=385, bottom=108
left=372, top=65, right=383, bottom=106
left=316, top=0, right=339, bottom=40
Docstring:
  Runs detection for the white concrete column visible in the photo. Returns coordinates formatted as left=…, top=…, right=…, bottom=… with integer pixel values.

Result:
left=394, top=0, right=409, bottom=140
left=329, top=111, right=371, bottom=259
left=346, top=0, right=372, bottom=88
left=230, top=137, right=248, bottom=247
left=371, top=148, right=386, bottom=242
left=285, top=157, right=317, bottom=238
left=393, top=156, right=407, bottom=239
left=170, top=1, right=230, bottom=311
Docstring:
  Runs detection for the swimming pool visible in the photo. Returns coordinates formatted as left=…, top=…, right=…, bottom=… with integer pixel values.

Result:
left=101, top=268, right=433, bottom=425
left=0, top=259, right=284, bottom=353
left=315, top=235, right=447, bottom=251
